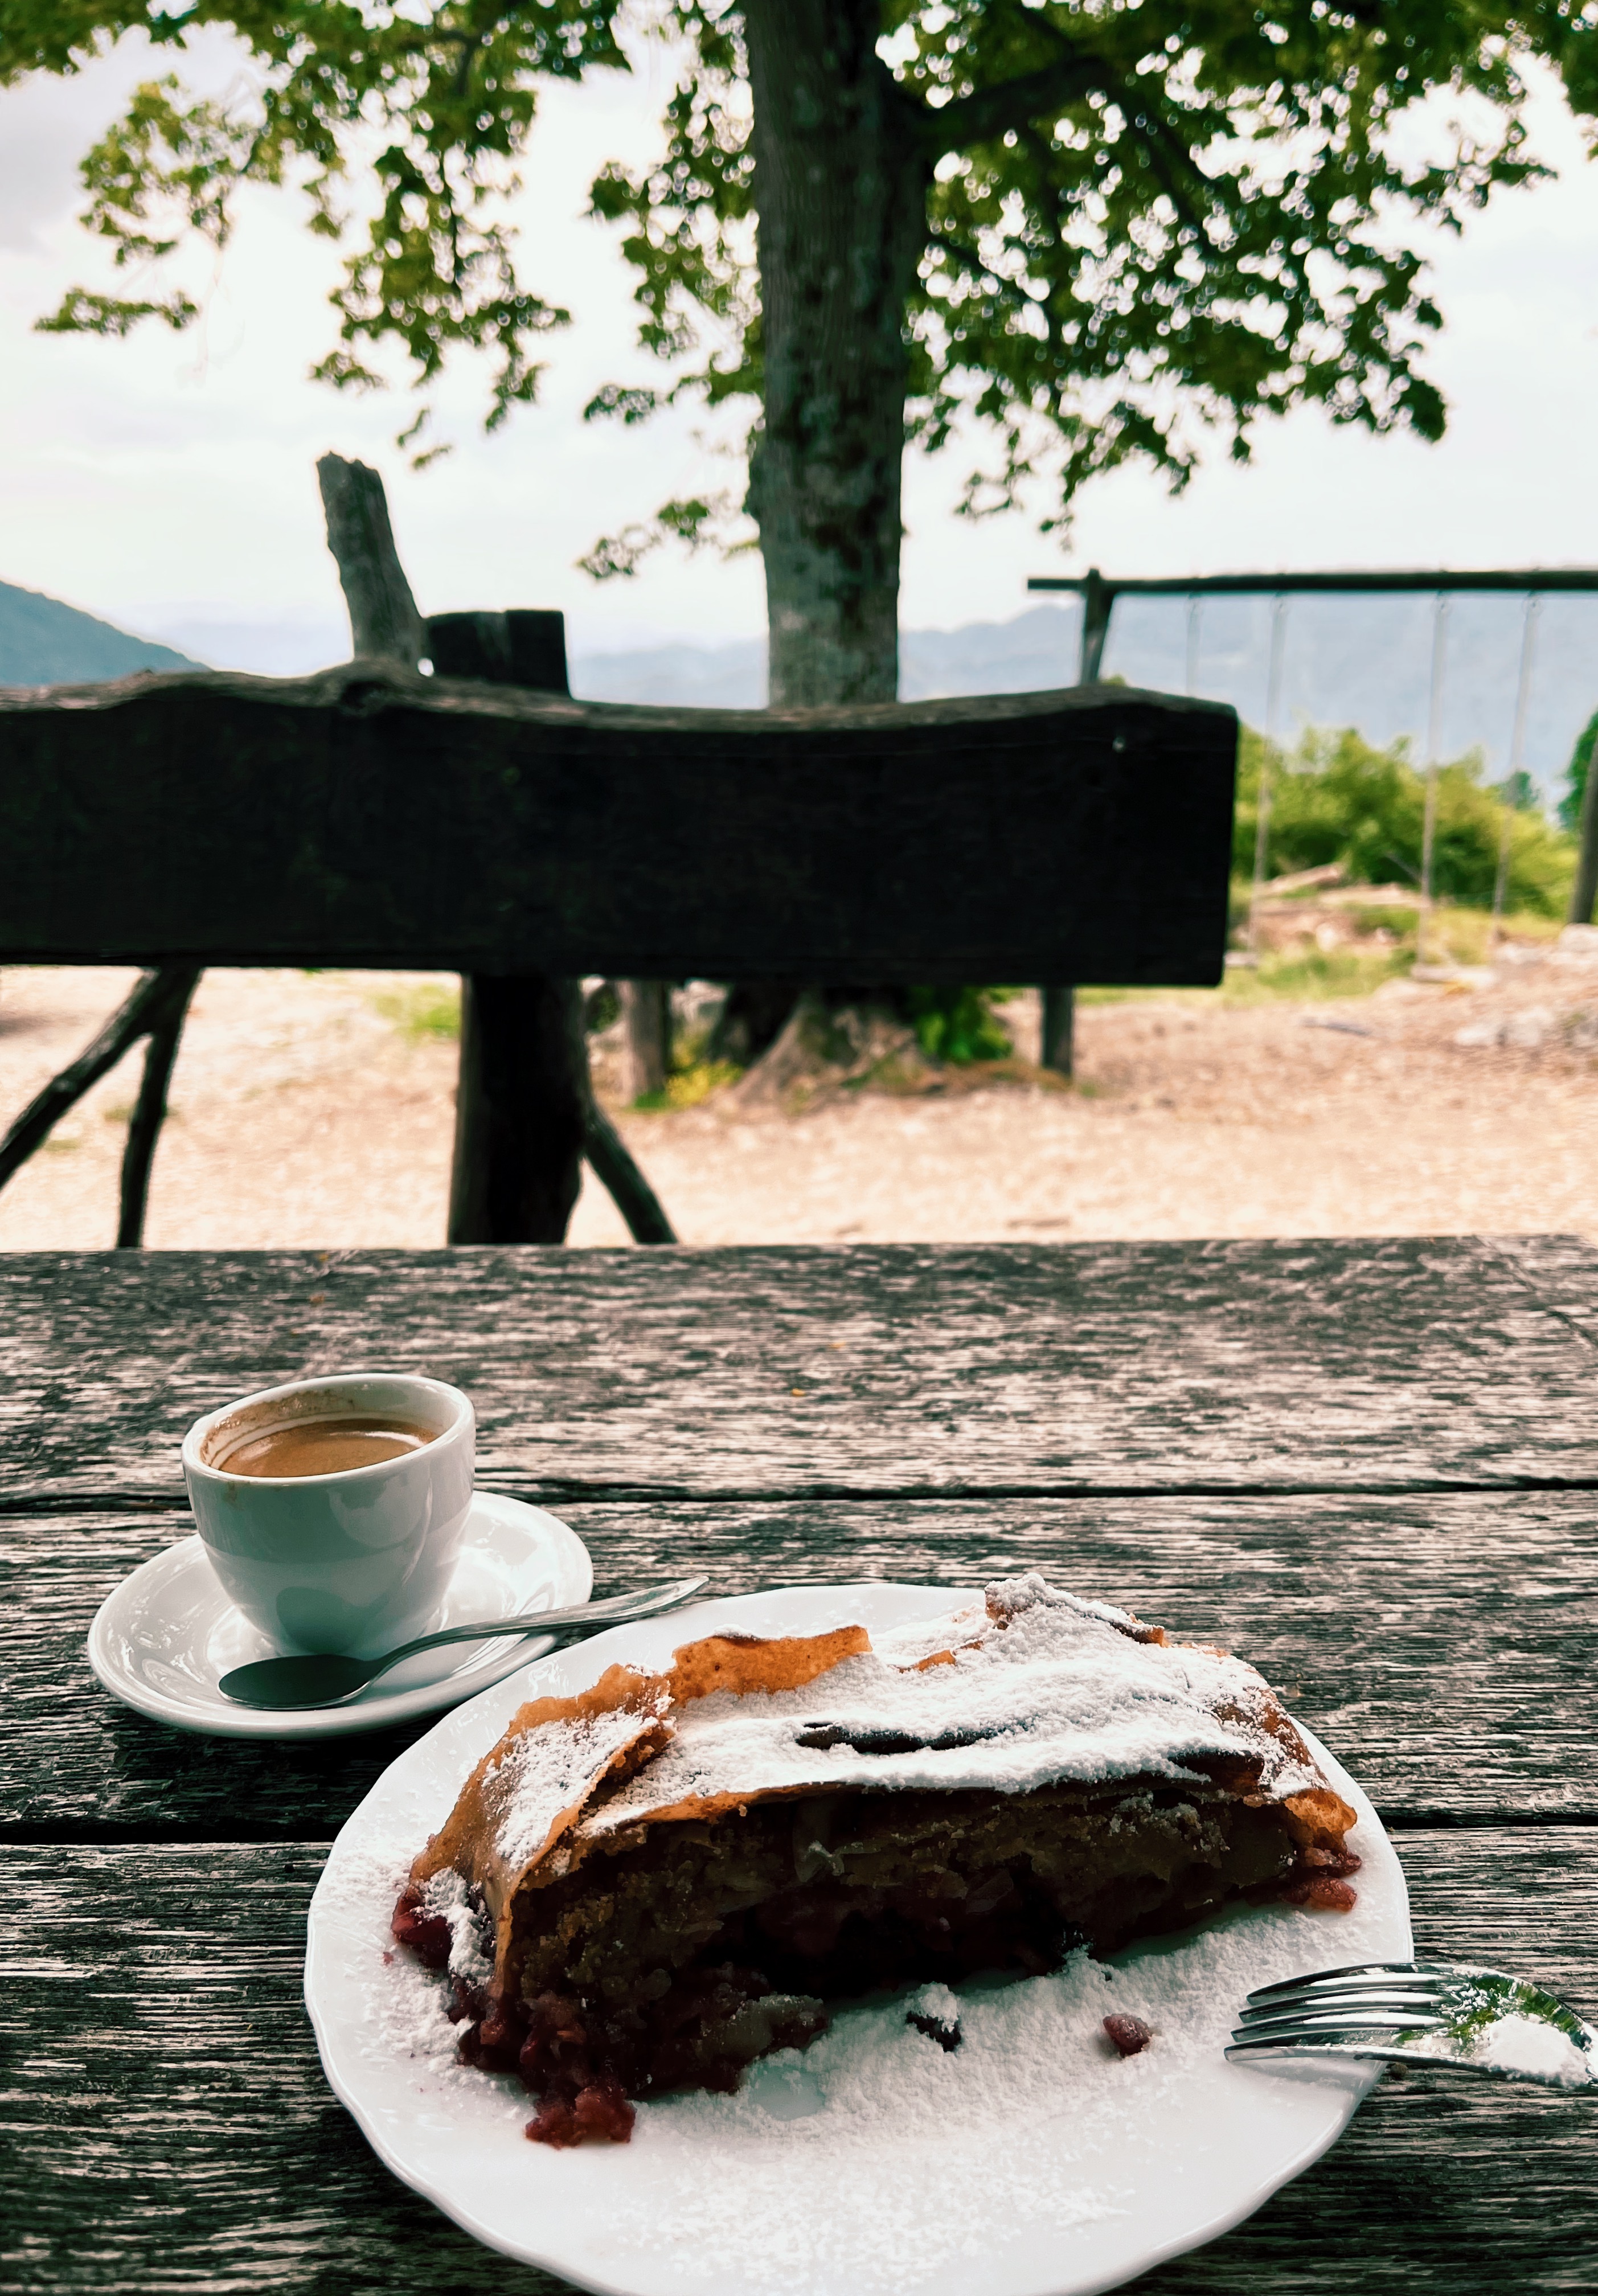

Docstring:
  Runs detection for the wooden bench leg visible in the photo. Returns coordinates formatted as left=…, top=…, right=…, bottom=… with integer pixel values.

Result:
left=584, top=1103, right=676, bottom=1243
left=0, top=964, right=200, bottom=1242
left=448, top=976, right=681, bottom=1245
left=1040, top=984, right=1075, bottom=1078
left=116, top=966, right=201, bottom=1247
left=448, top=975, right=588, bottom=1244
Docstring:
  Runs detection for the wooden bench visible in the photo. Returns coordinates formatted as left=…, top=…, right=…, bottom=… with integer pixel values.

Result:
left=0, top=647, right=1237, bottom=1244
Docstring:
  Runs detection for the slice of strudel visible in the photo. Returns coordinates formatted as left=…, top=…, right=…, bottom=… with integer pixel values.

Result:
left=393, top=1576, right=1359, bottom=2145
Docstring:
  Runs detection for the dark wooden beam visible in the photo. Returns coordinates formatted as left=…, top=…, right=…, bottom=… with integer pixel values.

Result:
left=0, top=666, right=1238, bottom=985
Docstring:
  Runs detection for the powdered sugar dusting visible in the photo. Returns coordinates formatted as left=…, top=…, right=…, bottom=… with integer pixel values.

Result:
left=605, top=1910, right=1322, bottom=2291
left=421, top=1868, right=493, bottom=1990
left=491, top=1687, right=665, bottom=1871
left=583, top=1577, right=1316, bottom=1842
left=319, top=1814, right=1398, bottom=2296
left=1458, top=2013, right=1593, bottom=2086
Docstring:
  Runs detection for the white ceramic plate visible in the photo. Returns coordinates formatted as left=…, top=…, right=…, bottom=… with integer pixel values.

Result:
left=86, top=1490, right=592, bottom=1740
left=305, top=1581, right=1411, bottom=2296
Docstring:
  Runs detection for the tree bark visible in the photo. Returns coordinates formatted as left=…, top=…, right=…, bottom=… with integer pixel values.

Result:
left=744, top=0, right=929, bottom=708
left=622, top=981, right=670, bottom=1100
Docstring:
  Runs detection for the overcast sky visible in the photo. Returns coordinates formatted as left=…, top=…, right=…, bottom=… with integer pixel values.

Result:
left=3, top=32, right=1597, bottom=675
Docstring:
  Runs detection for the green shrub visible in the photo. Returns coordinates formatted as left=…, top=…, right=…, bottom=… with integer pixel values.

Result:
left=905, top=986, right=1014, bottom=1064
left=370, top=981, right=461, bottom=1040
left=1232, top=725, right=1574, bottom=917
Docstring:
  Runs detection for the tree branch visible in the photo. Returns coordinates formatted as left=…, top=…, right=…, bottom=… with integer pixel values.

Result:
left=917, top=54, right=1111, bottom=156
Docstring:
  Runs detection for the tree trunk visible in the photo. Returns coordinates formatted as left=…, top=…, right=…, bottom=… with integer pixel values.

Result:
left=744, top=0, right=929, bottom=708
left=621, top=981, right=670, bottom=1100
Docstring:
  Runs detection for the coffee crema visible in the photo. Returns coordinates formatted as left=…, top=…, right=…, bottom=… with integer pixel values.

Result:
left=218, top=1413, right=439, bottom=1480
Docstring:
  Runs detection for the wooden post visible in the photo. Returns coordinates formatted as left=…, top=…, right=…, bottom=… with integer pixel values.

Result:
left=438, top=605, right=675, bottom=1114
left=313, top=472, right=673, bottom=1244
left=425, top=609, right=587, bottom=1243
left=1078, top=568, right=1112, bottom=681
left=1571, top=748, right=1598, bottom=928
left=315, top=456, right=427, bottom=666
left=447, top=974, right=588, bottom=1243
left=1040, top=986, right=1074, bottom=1079
left=423, top=608, right=678, bottom=1244
left=1040, top=571, right=1112, bottom=1075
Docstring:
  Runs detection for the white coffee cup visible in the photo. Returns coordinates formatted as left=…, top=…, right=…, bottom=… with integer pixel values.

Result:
left=181, top=1371, right=475, bottom=1656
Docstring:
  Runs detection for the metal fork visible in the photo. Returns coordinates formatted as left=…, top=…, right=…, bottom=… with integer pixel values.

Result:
left=1227, top=1961, right=1598, bottom=2088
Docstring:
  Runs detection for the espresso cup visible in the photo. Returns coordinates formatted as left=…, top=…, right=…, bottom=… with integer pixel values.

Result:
left=182, top=1372, right=475, bottom=1655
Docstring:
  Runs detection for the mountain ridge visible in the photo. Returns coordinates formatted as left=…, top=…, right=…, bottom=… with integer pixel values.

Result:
left=0, top=580, right=199, bottom=685
left=8, top=580, right=1592, bottom=799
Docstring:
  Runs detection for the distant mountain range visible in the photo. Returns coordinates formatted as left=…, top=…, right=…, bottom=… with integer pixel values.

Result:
left=9, top=580, right=1594, bottom=801
left=0, top=580, right=198, bottom=684
left=574, top=598, right=1598, bottom=799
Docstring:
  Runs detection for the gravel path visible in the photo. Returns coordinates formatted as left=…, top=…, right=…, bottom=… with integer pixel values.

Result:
left=2, top=954, right=1595, bottom=1250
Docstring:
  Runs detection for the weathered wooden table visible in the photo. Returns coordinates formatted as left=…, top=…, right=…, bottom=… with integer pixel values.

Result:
left=5, top=1236, right=1597, bottom=2291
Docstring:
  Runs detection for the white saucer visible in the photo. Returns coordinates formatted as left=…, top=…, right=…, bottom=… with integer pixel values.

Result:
left=86, top=1490, right=593, bottom=1740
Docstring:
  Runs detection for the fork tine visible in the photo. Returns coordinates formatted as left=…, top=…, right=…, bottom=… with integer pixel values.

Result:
left=1233, top=2010, right=1447, bottom=2044
left=1240, top=1983, right=1451, bottom=2020
left=1235, top=2013, right=1440, bottom=2039
left=1229, top=2021, right=1447, bottom=2052
left=1226, top=2035, right=1409, bottom=2059
left=1245, top=1961, right=1441, bottom=2003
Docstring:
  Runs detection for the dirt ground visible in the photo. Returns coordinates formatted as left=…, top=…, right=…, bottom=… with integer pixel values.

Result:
left=3, top=938, right=1597, bottom=1251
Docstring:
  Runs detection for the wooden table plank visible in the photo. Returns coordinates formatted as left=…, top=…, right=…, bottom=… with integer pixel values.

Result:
left=3, top=1239, right=1598, bottom=1504
left=5, top=1831, right=1593, bottom=2295
left=7, top=1491, right=1596, bottom=1836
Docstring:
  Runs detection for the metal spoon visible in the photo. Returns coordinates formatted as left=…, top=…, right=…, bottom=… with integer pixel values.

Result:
left=216, top=1575, right=708, bottom=1709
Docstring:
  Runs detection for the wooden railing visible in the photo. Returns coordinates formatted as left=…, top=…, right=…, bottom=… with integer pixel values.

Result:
left=0, top=485, right=1248, bottom=1252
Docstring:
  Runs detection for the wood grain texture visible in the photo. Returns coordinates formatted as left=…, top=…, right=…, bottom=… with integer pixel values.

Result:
left=3, top=1239, right=1597, bottom=1508
left=3, top=1832, right=1593, bottom=2295
left=6, top=1489, right=1596, bottom=1836
left=0, top=664, right=1236, bottom=983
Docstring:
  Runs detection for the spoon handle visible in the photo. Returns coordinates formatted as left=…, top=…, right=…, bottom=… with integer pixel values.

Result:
left=360, top=1575, right=707, bottom=1684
